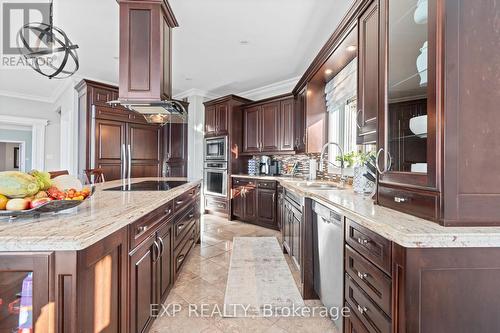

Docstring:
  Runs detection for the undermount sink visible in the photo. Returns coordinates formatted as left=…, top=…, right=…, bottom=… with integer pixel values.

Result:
left=294, top=181, right=345, bottom=190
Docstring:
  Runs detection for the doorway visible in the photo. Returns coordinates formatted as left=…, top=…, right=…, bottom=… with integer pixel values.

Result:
left=0, top=141, right=26, bottom=172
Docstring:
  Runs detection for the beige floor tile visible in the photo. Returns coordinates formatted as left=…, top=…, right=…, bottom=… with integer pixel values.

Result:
left=274, top=316, right=339, bottom=333
left=196, top=245, right=228, bottom=258
left=184, top=260, right=228, bottom=285
left=212, top=317, right=277, bottom=333
left=214, top=240, right=234, bottom=251
left=208, top=251, right=233, bottom=268
left=173, top=277, right=224, bottom=304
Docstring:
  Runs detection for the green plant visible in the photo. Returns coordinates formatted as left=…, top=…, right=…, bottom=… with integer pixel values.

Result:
left=336, top=151, right=376, bottom=168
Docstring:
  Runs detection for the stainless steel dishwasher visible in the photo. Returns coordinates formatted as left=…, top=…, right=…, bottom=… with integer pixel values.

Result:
left=312, top=201, right=344, bottom=331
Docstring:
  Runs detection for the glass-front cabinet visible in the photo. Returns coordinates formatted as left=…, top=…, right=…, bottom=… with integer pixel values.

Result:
left=0, top=254, right=52, bottom=333
left=378, top=0, right=438, bottom=190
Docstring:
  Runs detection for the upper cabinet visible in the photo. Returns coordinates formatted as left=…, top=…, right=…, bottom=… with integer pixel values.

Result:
left=375, top=0, right=500, bottom=226
left=204, top=102, right=229, bottom=137
left=357, top=0, right=379, bottom=145
left=118, top=0, right=178, bottom=102
left=242, top=96, right=297, bottom=154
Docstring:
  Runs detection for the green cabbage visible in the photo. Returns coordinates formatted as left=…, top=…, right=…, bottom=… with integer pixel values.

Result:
left=30, top=170, right=52, bottom=190
left=0, top=171, right=40, bottom=198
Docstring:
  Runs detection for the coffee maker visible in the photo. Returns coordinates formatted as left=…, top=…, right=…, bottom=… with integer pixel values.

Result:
left=259, top=156, right=271, bottom=175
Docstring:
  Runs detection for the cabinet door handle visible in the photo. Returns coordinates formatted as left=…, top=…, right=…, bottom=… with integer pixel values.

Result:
left=158, top=236, right=165, bottom=257
left=357, top=305, right=368, bottom=315
left=165, top=208, right=172, bottom=215
left=153, top=240, right=161, bottom=263
left=176, top=200, right=184, bottom=205
left=376, top=148, right=393, bottom=174
left=177, top=255, right=185, bottom=264
left=394, top=197, right=407, bottom=203
left=357, top=271, right=368, bottom=280
left=188, top=213, right=194, bottom=219
left=177, top=223, right=185, bottom=231
left=357, top=237, right=369, bottom=245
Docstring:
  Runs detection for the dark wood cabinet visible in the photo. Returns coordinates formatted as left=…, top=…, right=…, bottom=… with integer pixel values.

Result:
left=280, top=98, right=295, bottom=151
left=204, top=105, right=217, bottom=136
left=204, top=102, right=229, bottom=137
left=157, top=223, right=172, bottom=302
left=77, top=80, right=163, bottom=181
left=282, top=189, right=303, bottom=271
left=294, top=89, right=307, bottom=153
left=242, top=95, right=297, bottom=154
left=129, top=234, right=158, bottom=333
left=357, top=0, right=379, bottom=145
left=257, top=189, right=276, bottom=227
left=216, top=104, right=229, bottom=135
left=243, top=106, right=261, bottom=153
left=118, top=0, right=178, bottom=102
left=260, top=102, right=280, bottom=152
left=128, top=123, right=162, bottom=178
left=162, top=115, right=188, bottom=177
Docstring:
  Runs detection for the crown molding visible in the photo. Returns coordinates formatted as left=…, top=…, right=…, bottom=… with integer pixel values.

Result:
left=0, top=90, right=54, bottom=104
left=236, top=76, right=301, bottom=100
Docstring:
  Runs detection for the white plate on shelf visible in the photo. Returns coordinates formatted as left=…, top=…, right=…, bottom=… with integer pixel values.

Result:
left=411, top=163, right=427, bottom=173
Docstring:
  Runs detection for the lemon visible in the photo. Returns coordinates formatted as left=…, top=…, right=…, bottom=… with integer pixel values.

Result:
left=0, top=194, right=8, bottom=210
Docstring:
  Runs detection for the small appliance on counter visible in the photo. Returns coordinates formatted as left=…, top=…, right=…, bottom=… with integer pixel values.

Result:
left=259, top=155, right=271, bottom=175
left=253, top=156, right=280, bottom=176
left=268, top=160, right=280, bottom=176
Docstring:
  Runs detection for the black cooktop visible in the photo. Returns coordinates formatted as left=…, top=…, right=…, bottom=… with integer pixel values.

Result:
left=104, top=180, right=188, bottom=191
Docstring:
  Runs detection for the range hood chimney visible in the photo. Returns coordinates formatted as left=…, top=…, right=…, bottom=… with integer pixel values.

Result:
left=115, top=0, right=185, bottom=124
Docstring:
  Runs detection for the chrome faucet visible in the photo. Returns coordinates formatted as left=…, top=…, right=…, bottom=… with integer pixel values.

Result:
left=319, top=142, right=348, bottom=187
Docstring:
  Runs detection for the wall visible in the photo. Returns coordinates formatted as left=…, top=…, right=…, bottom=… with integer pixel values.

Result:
left=0, top=142, right=21, bottom=171
left=0, top=143, right=5, bottom=171
left=0, top=95, right=60, bottom=170
left=0, top=129, right=32, bottom=171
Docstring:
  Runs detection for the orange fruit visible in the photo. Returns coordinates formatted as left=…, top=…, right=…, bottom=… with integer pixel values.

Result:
left=0, top=194, right=8, bottom=210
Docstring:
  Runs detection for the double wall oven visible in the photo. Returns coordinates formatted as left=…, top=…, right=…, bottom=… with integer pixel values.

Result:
left=204, top=136, right=228, bottom=197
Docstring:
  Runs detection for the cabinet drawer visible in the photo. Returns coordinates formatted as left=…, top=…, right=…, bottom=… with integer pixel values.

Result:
left=257, top=180, right=276, bottom=189
left=95, top=105, right=130, bottom=121
left=130, top=201, right=173, bottom=249
left=378, top=185, right=439, bottom=221
left=345, top=245, right=392, bottom=316
left=205, top=196, right=228, bottom=212
left=173, top=186, right=199, bottom=212
left=174, top=207, right=196, bottom=249
left=345, top=219, right=392, bottom=275
left=344, top=307, right=370, bottom=333
left=174, top=226, right=196, bottom=275
left=345, top=274, right=391, bottom=333
left=233, top=178, right=255, bottom=186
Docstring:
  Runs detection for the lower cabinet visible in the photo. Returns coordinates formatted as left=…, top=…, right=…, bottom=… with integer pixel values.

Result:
left=231, top=178, right=278, bottom=230
left=129, top=233, right=159, bottom=333
left=281, top=189, right=303, bottom=271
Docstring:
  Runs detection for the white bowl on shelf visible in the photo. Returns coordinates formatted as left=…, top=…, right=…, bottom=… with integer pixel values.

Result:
left=409, top=115, right=427, bottom=138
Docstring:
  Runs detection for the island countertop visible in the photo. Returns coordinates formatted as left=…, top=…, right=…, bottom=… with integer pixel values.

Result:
left=231, top=174, right=500, bottom=248
left=0, top=177, right=202, bottom=251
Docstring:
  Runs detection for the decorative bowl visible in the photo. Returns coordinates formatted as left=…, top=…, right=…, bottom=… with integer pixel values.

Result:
left=409, top=115, right=427, bottom=138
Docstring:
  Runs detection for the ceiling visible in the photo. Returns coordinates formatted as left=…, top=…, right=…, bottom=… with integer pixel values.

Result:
left=0, top=0, right=352, bottom=102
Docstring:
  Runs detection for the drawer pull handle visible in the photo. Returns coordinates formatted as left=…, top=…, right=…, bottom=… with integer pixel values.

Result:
left=137, top=226, right=148, bottom=234
left=177, top=255, right=185, bottom=264
left=176, top=200, right=184, bottom=205
left=357, top=237, right=369, bottom=245
left=357, top=305, right=368, bottom=315
left=394, top=196, right=407, bottom=203
left=217, top=204, right=224, bottom=208
left=357, top=271, right=368, bottom=280
left=188, top=213, right=194, bottom=218
left=165, top=208, right=172, bottom=215
left=178, top=224, right=185, bottom=231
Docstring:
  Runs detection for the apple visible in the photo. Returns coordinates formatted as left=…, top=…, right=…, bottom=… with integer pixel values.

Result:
left=6, top=199, right=30, bottom=211
left=30, top=198, right=53, bottom=209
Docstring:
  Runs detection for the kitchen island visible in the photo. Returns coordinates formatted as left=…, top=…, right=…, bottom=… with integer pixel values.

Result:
left=0, top=177, right=201, bottom=333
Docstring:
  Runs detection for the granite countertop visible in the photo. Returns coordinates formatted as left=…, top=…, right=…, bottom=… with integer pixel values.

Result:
left=0, top=177, right=202, bottom=251
left=231, top=174, right=500, bottom=248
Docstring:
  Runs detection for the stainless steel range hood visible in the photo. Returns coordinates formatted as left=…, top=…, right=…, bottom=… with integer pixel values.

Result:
left=109, top=99, right=187, bottom=124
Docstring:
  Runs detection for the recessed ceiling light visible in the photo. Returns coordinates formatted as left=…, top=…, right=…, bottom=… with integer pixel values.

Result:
left=239, top=40, right=250, bottom=45
left=325, top=69, right=333, bottom=75
left=346, top=45, right=357, bottom=52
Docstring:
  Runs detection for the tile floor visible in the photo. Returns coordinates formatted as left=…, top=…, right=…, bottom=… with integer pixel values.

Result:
left=150, top=214, right=339, bottom=333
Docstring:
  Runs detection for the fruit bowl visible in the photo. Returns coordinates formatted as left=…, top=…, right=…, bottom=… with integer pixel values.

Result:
left=0, top=186, right=95, bottom=219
